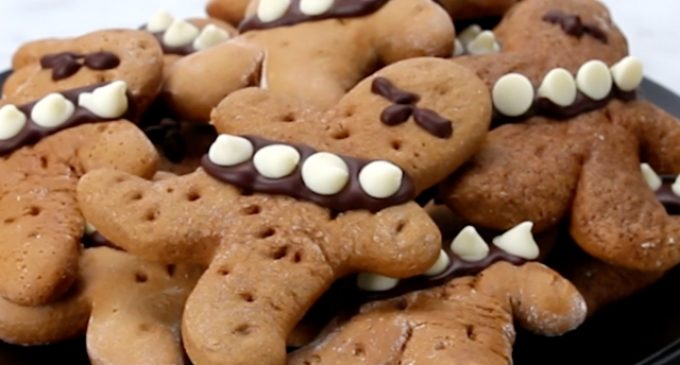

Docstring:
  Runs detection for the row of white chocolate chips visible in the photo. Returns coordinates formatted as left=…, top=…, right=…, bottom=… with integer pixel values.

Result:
left=492, top=56, right=644, bottom=117
left=357, top=221, right=540, bottom=291
left=640, top=163, right=680, bottom=196
left=258, top=0, right=335, bottom=23
left=146, top=10, right=231, bottom=51
left=0, top=81, right=128, bottom=141
left=453, top=24, right=501, bottom=57
left=208, top=134, right=405, bottom=199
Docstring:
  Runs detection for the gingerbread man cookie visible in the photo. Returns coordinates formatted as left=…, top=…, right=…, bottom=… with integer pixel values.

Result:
left=78, top=57, right=490, bottom=365
left=166, top=0, right=454, bottom=121
left=289, top=261, right=586, bottom=365
left=442, top=55, right=680, bottom=271
left=0, top=247, right=202, bottom=365
left=0, top=81, right=158, bottom=305
left=4, top=29, right=164, bottom=112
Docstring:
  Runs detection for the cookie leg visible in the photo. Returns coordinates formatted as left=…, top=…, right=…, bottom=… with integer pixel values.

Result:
left=183, top=238, right=335, bottom=365
left=477, top=262, right=587, bottom=336
left=0, top=181, right=82, bottom=305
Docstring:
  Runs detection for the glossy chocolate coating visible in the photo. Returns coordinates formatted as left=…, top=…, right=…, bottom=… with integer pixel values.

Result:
left=201, top=135, right=415, bottom=213
left=40, top=52, right=120, bottom=81
left=0, top=83, right=132, bottom=156
left=372, top=77, right=453, bottom=138
left=239, top=0, right=390, bottom=32
left=543, top=9, right=608, bottom=44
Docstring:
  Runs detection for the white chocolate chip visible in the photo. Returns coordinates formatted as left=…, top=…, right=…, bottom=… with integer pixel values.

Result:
left=31, top=93, right=75, bottom=128
left=299, top=0, right=334, bottom=16
left=358, top=161, right=404, bottom=199
left=253, top=144, right=300, bottom=179
left=424, top=249, right=450, bottom=276
left=301, top=152, right=349, bottom=195
left=146, top=9, right=174, bottom=32
left=84, top=222, right=97, bottom=235
left=356, top=273, right=399, bottom=291
left=0, top=105, right=27, bottom=140
left=458, top=24, right=482, bottom=46
left=466, top=31, right=500, bottom=55
left=162, top=19, right=200, bottom=47
left=610, top=56, right=643, bottom=92
left=208, top=134, right=254, bottom=167
left=193, top=24, right=231, bottom=51
left=672, top=175, right=680, bottom=197
left=576, top=60, right=613, bottom=100
left=492, top=221, right=540, bottom=260
left=453, top=38, right=465, bottom=57
left=537, top=68, right=577, bottom=106
left=78, top=81, right=128, bottom=119
left=640, top=163, right=662, bottom=191
left=450, top=226, right=489, bottom=262
left=492, top=73, right=534, bottom=117
left=257, top=0, right=291, bottom=22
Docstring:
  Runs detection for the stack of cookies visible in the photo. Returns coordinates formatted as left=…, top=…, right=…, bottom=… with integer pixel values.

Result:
left=0, top=0, right=677, bottom=364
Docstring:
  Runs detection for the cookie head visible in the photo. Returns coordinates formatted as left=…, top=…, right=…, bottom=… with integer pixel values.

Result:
left=5, top=29, right=163, bottom=112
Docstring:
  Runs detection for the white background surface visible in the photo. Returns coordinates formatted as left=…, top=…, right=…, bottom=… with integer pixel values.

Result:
left=0, top=0, right=678, bottom=93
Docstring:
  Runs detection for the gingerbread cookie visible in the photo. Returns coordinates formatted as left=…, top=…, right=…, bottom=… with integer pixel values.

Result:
left=440, top=52, right=680, bottom=271
left=289, top=261, right=586, bottom=365
left=454, top=0, right=628, bottom=86
left=5, top=29, right=164, bottom=112
left=165, top=0, right=454, bottom=121
left=0, top=247, right=202, bottom=365
left=0, top=82, right=158, bottom=305
left=77, top=57, right=490, bottom=365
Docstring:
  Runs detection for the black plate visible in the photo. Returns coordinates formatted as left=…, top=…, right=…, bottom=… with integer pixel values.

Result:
left=1, top=70, right=680, bottom=364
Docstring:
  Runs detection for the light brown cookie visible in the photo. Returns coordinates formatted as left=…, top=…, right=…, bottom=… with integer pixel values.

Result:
left=166, top=0, right=454, bottom=121
left=0, top=247, right=202, bottom=365
left=5, top=29, right=164, bottom=112
left=289, top=262, right=586, bottom=365
left=78, top=57, right=491, bottom=365
left=206, top=0, right=253, bottom=25
left=0, top=83, right=158, bottom=305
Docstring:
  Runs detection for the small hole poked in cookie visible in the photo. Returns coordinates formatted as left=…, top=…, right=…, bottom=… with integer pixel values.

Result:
left=134, top=271, right=148, bottom=283
left=272, top=245, right=289, bottom=260
left=26, top=206, right=41, bottom=216
left=217, top=267, right=230, bottom=276
left=239, top=292, right=255, bottom=303
left=352, top=343, right=365, bottom=356
left=242, top=205, right=261, bottom=215
left=186, top=190, right=201, bottom=202
left=144, top=210, right=159, bottom=222
left=280, top=112, right=297, bottom=123
left=257, top=227, right=276, bottom=239
left=232, top=323, right=253, bottom=336
left=166, top=264, right=176, bottom=277
left=331, top=129, right=351, bottom=140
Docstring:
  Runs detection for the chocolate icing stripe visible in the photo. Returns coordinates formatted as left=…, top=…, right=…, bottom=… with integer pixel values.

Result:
left=0, top=83, right=133, bottom=156
left=239, top=0, right=390, bottom=32
left=494, top=87, right=636, bottom=124
left=201, top=135, right=416, bottom=213
left=542, top=9, right=608, bottom=44
left=372, top=77, right=453, bottom=138
left=40, top=52, right=120, bottom=81
left=657, top=175, right=680, bottom=215
left=360, top=245, right=527, bottom=302
left=148, top=31, right=197, bottom=56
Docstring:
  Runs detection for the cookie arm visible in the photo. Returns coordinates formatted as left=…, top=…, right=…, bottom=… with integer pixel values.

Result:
left=0, top=282, right=90, bottom=345
left=183, top=234, right=335, bottom=365
left=336, top=204, right=442, bottom=278
left=77, top=169, right=227, bottom=265
left=206, top=0, right=253, bottom=25
left=164, top=42, right=264, bottom=121
left=371, top=0, right=454, bottom=63
left=477, top=262, right=587, bottom=336
left=611, top=100, right=680, bottom=173
left=570, top=123, right=680, bottom=271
